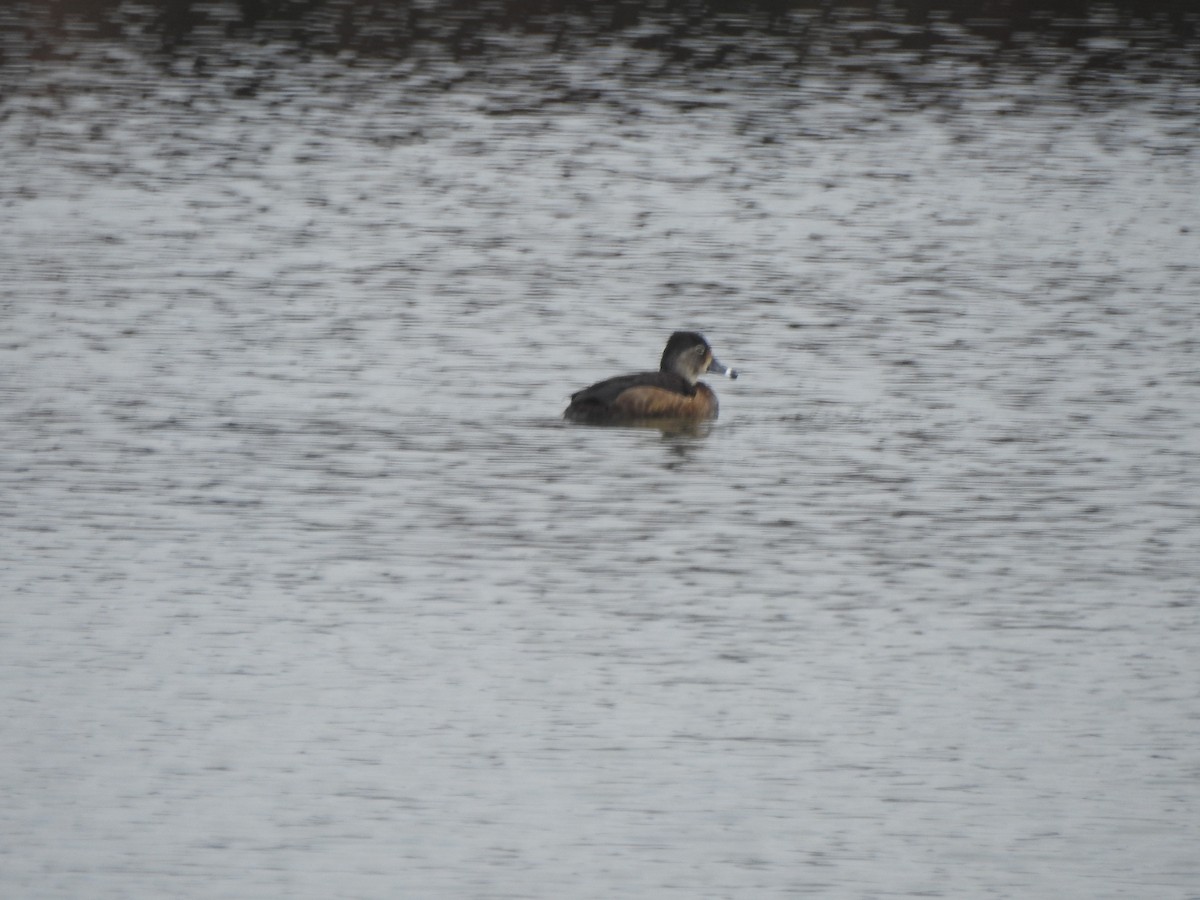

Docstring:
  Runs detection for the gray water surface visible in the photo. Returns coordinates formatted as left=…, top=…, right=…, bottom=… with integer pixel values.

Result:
left=3, top=4, right=1199, bottom=898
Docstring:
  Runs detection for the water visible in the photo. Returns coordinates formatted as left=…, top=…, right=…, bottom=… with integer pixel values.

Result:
left=3, top=2, right=1199, bottom=897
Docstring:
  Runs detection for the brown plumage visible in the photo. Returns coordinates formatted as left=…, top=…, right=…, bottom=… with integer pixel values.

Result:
left=564, top=331, right=737, bottom=424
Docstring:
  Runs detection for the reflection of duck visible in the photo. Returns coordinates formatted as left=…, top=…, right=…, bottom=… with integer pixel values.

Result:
left=564, top=332, right=738, bottom=424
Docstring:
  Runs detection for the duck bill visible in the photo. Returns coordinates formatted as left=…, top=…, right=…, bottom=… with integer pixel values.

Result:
left=707, top=356, right=738, bottom=379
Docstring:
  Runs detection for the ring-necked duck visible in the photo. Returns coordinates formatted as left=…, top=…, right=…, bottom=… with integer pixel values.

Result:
left=563, top=331, right=738, bottom=424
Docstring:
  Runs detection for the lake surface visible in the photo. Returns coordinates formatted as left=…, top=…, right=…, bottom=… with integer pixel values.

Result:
left=2, top=2, right=1199, bottom=897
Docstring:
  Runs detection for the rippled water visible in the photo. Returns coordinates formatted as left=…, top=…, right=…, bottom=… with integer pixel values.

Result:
left=3, top=2, right=1199, bottom=897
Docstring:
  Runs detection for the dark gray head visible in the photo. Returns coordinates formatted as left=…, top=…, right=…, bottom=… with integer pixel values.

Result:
left=659, top=331, right=739, bottom=385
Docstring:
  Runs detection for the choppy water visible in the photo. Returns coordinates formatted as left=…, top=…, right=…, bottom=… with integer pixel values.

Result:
left=3, top=2, right=1199, bottom=897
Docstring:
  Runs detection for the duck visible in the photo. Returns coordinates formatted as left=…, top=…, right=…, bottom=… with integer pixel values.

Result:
left=563, top=331, right=738, bottom=424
